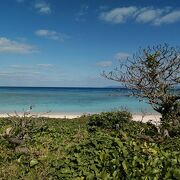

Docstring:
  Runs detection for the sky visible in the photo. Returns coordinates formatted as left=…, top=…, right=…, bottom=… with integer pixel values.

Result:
left=0, top=0, right=180, bottom=87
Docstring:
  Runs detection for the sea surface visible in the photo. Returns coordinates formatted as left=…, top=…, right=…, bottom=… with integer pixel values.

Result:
left=0, top=87, right=154, bottom=113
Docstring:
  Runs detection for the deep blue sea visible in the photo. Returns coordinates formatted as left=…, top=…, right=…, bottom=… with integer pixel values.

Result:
left=0, top=87, right=154, bottom=113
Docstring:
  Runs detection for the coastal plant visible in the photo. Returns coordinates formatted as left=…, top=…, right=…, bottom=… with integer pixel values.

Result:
left=87, top=111, right=132, bottom=131
left=0, top=115, right=89, bottom=179
left=103, top=44, right=180, bottom=135
left=87, top=111, right=163, bottom=142
left=1, top=107, right=46, bottom=153
left=0, top=114, right=180, bottom=179
left=52, top=131, right=180, bottom=179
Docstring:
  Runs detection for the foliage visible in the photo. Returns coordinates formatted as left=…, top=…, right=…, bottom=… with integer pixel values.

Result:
left=87, top=111, right=132, bottom=131
left=103, top=44, right=180, bottom=126
left=87, top=111, right=165, bottom=140
left=61, top=132, right=180, bottom=180
left=0, top=116, right=89, bottom=179
left=0, top=111, right=180, bottom=179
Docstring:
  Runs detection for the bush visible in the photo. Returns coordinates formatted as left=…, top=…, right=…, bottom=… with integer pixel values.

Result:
left=87, top=111, right=132, bottom=131
left=87, top=111, right=160, bottom=138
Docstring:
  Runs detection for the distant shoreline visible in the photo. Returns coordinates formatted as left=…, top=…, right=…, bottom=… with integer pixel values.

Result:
left=0, top=111, right=161, bottom=123
left=0, top=86, right=179, bottom=89
left=0, top=86, right=124, bottom=89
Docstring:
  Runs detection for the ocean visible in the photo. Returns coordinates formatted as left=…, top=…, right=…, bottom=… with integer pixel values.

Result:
left=0, top=87, right=154, bottom=113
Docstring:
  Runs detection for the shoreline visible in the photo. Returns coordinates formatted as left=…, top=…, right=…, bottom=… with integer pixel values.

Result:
left=0, top=111, right=161, bottom=123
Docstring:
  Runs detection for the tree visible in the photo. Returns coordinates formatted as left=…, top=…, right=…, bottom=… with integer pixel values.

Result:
left=103, top=44, right=180, bottom=126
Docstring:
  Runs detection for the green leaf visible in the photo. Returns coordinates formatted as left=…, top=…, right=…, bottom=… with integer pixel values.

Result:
left=122, top=160, right=128, bottom=174
left=30, top=159, right=39, bottom=167
left=173, top=168, right=180, bottom=179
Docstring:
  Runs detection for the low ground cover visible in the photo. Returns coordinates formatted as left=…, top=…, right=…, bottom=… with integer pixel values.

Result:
left=0, top=111, right=180, bottom=179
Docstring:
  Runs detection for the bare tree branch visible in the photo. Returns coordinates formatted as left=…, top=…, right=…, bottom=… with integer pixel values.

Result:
left=103, top=44, right=180, bottom=124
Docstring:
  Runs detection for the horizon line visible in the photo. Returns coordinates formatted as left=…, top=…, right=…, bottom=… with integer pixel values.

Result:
left=0, top=85, right=124, bottom=88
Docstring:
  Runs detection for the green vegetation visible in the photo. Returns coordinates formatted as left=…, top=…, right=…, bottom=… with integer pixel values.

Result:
left=103, top=44, right=180, bottom=132
left=0, top=111, right=180, bottom=179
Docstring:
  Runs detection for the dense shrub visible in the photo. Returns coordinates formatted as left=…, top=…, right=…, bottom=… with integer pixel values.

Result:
left=87, top=111, right=160, bottom=139
left=52, top=131, right=180, bottom=179
left=87, top=111, right=132, bottom=130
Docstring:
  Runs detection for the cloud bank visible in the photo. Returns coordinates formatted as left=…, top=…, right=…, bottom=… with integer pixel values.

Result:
left=100, top=6, right=180, bottom=25
left=0, top=37, right=37, bottom=54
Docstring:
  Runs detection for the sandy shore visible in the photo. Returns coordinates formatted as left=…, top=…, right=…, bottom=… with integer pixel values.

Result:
left=0, top=112, right=83, bottom=119
left=132, top=114, right=161, bottom=123
left=0, top=111, right=161, bottom=123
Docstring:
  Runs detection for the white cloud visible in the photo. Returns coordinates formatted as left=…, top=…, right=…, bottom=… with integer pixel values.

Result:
left=100, top=6, right=180, bottom=25
left=100, top=6, right=137, bottom=24
left=136, top=8, right=165, bottom=23
left=154, top=10, right=180, bottom=25
left=35, top=29, right=69, bottom=41
left=96, top=61, right=112, bottom=67
left=0, top=37, right=37, bottom=54
left=35, top=1, right=51, bottom=14
left=114, top=52, right=130, bottom=60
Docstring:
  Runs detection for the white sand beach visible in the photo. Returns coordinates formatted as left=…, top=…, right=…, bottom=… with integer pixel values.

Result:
left=132, top=114, right=161, bottom=123
left=0, top=112, right=161, bottom=123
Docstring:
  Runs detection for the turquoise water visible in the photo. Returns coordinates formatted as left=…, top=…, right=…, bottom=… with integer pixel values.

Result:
left=0, top=87, right=153, bottom=113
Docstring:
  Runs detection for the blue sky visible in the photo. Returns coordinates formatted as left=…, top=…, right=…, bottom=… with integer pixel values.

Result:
left=0, top=0, right=180, bottom=87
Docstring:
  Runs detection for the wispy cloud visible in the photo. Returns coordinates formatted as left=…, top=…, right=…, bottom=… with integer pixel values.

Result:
left=96, top=61, right=112, bottom=67
left=154, top=10, right=180, bottom=25
left=75, top=4, right=89, bottom=22
left=96, top=52, right=130, bottom=68
left=37, top=64, right=54, bottom=68
left=0, top=37, right=37, bottom=54
left=2, top=64, right=54, bottom=78
left=35, top=29, right=69, bottom=41
left=0, top=66, right=41, bottom=78
left=99, top=6, right=109, bottom=11
left=100, top=6, right=137, bottom=24
left=9, top=64, right=54, bottom=70
left=35, top=1, right=51, bottom=14
left=16, top=0, right=25, bottom=3
left=0, top=63, right=63, bottom=86
left=100, top=6, right=180, bottom=25
left=114, top=52, right=130, bottom=60
left=135, top=8, right=166, bottom=23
